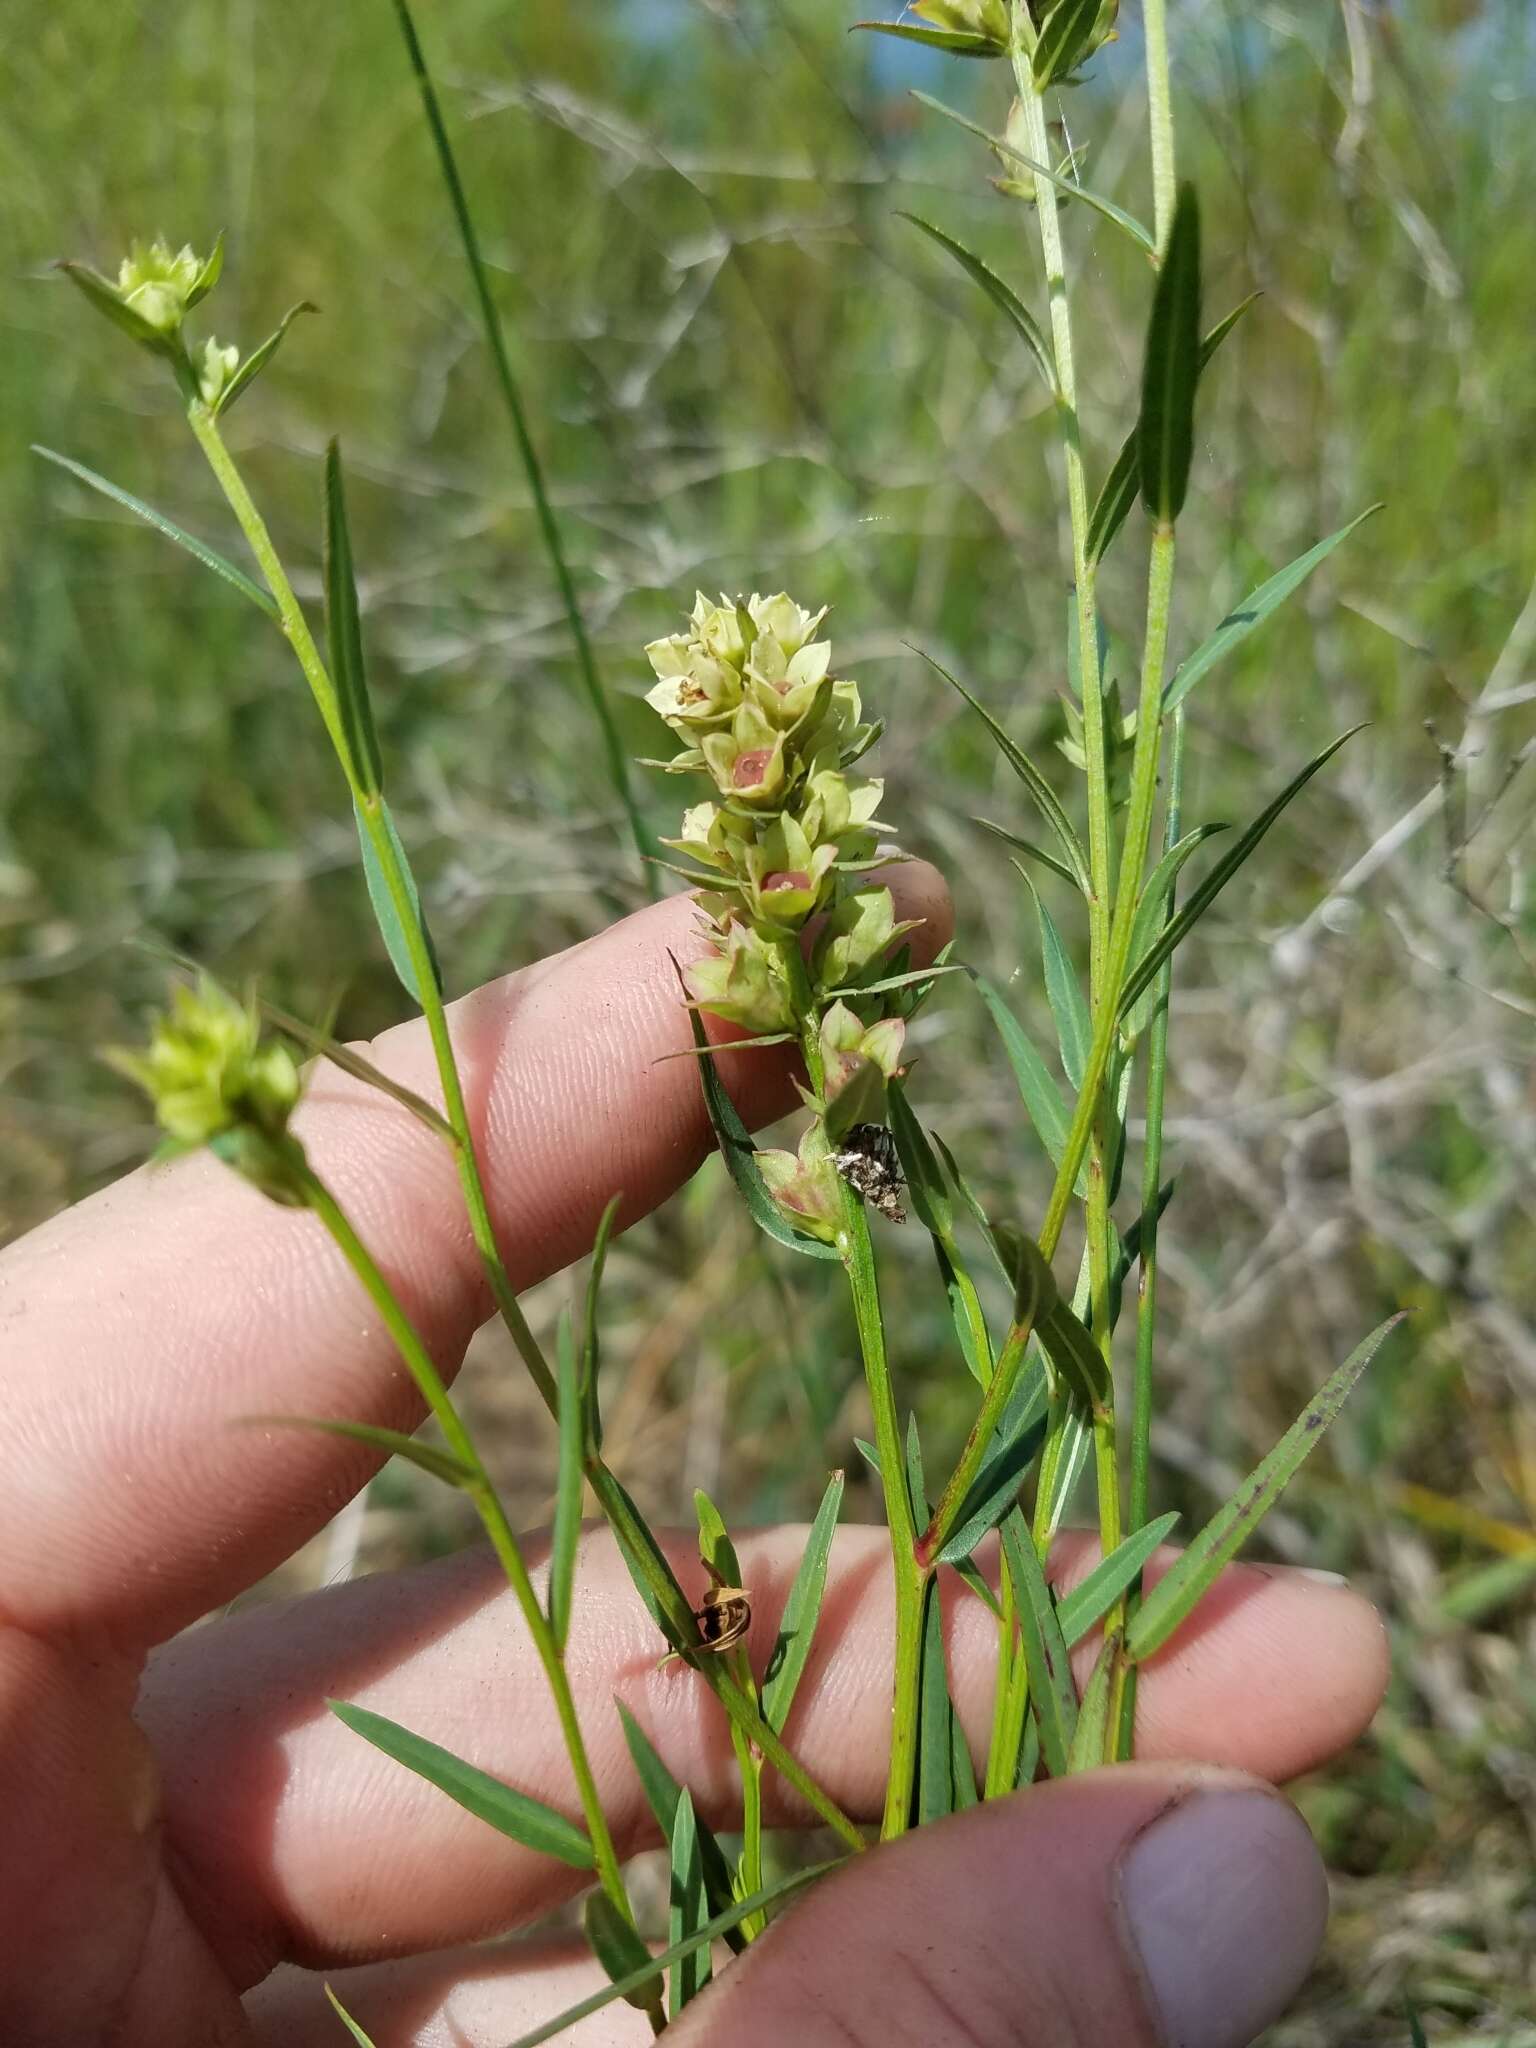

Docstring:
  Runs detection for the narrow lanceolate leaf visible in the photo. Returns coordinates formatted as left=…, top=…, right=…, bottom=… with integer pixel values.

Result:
left=214, top=301, right=316, bottom=416
left=1037, top=1297, right=1109, bottom=1406
left=580, top=1192, right=624, bottom=1440
left=1056, top=1513, right=1181, bottom=1645
left=323, top=441, right=385, bottom=799
left=605, top=1470, right=692, bottom=1645
left=250, top=994, right=456, bottom=1139
left=32, top=446, right=278, bottom=618
left=55, top=258, right=178, bottom=350
left=974, top=817, right=1081, bottom=893
left=1118, top=726, right=1365, bottom=1019
left=917, top=647, right=1091, bottom=892
left=1027, top=880, right=1091, bottom=1091
left=693, top=1487, right=744, bottom=1594
left=852, top=20, right=1002, bottom=55
left=1087, top=294, right=1259, bottom=563
left=1139, top=182, right=1203, bottom=525
left=1000, top=1515, right=1078, bottom=1778
left=1033, top=0, right=1108, bottom=88
left=682, top=992, right=838, bottom=1261
left=1127, top=1315, right=1408, bottom=1663
left=1066, top=1632, right=1118, bottom=1773
left=241, top=1414, right=472, bottom=1489
left=889, top=1085, right=992, bottom=1386
left=968, top=972, right=1087, bottom=1196
left=898, top=214, right=1055, bottom=396
left=356, top=797, right=443, bottom=1005
left=935, top=1400, right=1049, bottom=1565
left=668, top=1792, right=712, bottom=2017
left=1162, top=506, right=1384, bottom=716
left=583, top=1892, right=662, bottom=2015
left=763, top=1471, right=845, bottom=1733
left=905, top=1413, right=930, bottom=1527
left=506, top=1867, right=832, bottom=2048
left=548, top=1315, right=584, bottom=1653
left=615, top=1703, right=745, bottom=1952
left=911, top=93, right=1156, bottom=255
left=328, top=1701, right=594, bottom=1869
left=916, top=1577, right=958, bottom=1825
left=1120, top=824, right=1227, bottom=1041
left=324, top=1987, right=379, bottom=2047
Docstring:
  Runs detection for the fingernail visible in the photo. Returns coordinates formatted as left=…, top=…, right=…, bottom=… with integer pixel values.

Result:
left=1117, top=1786, right=1328, bottom=2048
left=1293, top=1567, right=1349, bottom=1588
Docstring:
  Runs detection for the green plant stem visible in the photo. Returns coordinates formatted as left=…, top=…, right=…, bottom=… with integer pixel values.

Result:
left=389, top=0, right=656, bottom=896
left=297, top=1163, right=657, bottom=2020
left=1143, top=0, right=1178, bottom=249
left=731, top=1707, right=767, bottom=1940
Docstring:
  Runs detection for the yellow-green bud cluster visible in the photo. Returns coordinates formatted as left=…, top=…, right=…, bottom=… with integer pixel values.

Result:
left=646, top=592, right=909, bottom=1035
left=116, top=240, right=207, bottom=335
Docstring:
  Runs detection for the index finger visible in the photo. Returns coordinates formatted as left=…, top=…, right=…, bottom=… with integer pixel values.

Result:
left=0, top=865, right=952, bottom=1647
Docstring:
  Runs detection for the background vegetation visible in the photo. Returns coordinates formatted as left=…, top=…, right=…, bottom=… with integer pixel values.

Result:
left=3, top=0, right=1533, bottom=2037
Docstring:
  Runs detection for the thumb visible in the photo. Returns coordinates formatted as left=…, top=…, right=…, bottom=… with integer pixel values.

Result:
left=671, top=1764, right=1329, bottom=2048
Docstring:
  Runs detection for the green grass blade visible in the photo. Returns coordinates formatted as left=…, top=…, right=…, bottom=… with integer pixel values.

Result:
left=1033, top=0, right=1107, bottom=88
left=763, top=1470, right=845, bottom=1732
left=1127, top=1315, right=1407, bottom=1662
left=583, top=1892, right=662, bottom=2015
left=327, top=1701, right=594, bottom=1868
left=548, top=1315, right=583, bottom=1652
left=355, top=796, right=443, bottom=1006
left=322, top=441, right=384, bottom=798
left=1000, top=1515, right=1078, bottom=1778
left=215, top=301, right=315, bottom=416
left=507, top=1867, right=833, bottom=2048
left=968, top=971, right=1086, bottom=1193
left=1057, top=1512, right=1180, bottom=1645
left=1118, top=726, right=1365, bottom=1018
left=241, top=1415, right=472, bottom=1489
left=916, top=647, right=1091, bottom=890
left=898, top=214, right=1055, bottom=394
left=912, top=93, right=1156, bottom=254
left=323, top=1986, right=379, bottom=2047
left=32, top=445, right=278, bottom=618
left=1027, top=878, right=1091, bottom=1091
left=853, top=20, right=1003, bottom=55
left=667, top=1792, right=712, bottom=2017
left=1139, top=182, right=1203, bottom=523
left=1162, top=506, right=1384, bottom=716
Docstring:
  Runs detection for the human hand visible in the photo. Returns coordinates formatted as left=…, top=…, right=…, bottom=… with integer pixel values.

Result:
left=0, top=866, right=1386, bottom=2047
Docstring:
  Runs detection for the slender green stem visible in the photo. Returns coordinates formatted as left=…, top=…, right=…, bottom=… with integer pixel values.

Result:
left=389, top=0, right=656, bottom=895
left=1143, top=0, right=1179, bottom=249
left=732, top=1716, right=767, bottom=1939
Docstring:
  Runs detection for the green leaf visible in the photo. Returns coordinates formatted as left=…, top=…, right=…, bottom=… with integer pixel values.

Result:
left=251, top=995, right=457, bottom=1139
left=916, top=648, right=1090, bottom=892
left=1127, top=1315, right=1407, bottom=1662
left=1105, top=1177, right=1177, bottom=1334
left=356, top=796, right=443, bottom=1006
left=681, top=989, right=839, bottom=1262
left=1038, top=1297, right=1109, bottom=1406
left=763, top=1471, right=845, bottom=1733
left=32, top=445, right=278, bottom=618
left=1118, top=727, right=1365, bottom=1019
left=1057, top=1513, right=1181, bottom=1645
left=912, top=92, right=1156, bottom=255
left=580, top=1191, right=624, bottom=1445
left=1065, top=1632, right=1117, bottom=1773
left=898, top=214, right=1055, bottom=396
left=185, top=231, right=225, bottom=309
left=324, top=1986, right=379, bottom=2047
left=328, top=1700, right=593, bottom=1869
left=935, top=1398, right=1050, bottom=1565
left=583, top=1891, right=662, bottom=2015
left=507, top=1866, right=833, bottom=2048
left=1138, top=182, right=1203, bottom=524
left=1027, top=879, right=1091, bottom=1091
left=323, top=440, right=385, bottom=799
left=974, top=816, right=1081, bottom=892
left=1121, top=824, right=1227, bottom=1041
left=240, top=1414, right=472, bottom=1489
left=852, top=20, right=1003, bottom=55
left=605, top=1468, right=692, bottom=1644
left=214, top=301, right=316, bottom=416
left=968, top=972, right=1087, bottom=1196
left=668, top=1792, right=712, bottom=2017
left=951, top=1550, right=1004, bottom=1623
left=55, top=258, right=176, bottom=350
left=916, top=1576, right=957, bottom=1825
left=905, top=1412, right=929, bottom=1526
left=1000, top=1515, right=1078, bottom=1778
left=1034, top=1388, right=1094, bottom=1544
left=1033, top=0, right=1108, bottom=87
left=1434, top=1548, right=1536, bottom=1627
left=1162, top=506, right=1383, bottom=716
left=693, top=1486, right=744, bottom=1594
left=889, top=1084, right=993, bottom=1387
left=614, top=1703, right=745, bottom=1952
left=548, top=1316, right=584, bottom=1653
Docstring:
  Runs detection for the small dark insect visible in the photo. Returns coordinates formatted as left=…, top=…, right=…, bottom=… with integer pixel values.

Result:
left=833, top=1121, right=907, bottom=1225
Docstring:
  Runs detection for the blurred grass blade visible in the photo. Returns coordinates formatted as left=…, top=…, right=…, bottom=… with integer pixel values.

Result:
left=898, top=214, right=1055, bottom=394
left=1027, top=878, right=1091, bottom=1090
left=389, top=0, right=656, bottom=893
left=241, top=1414, right=472, bottom=1489
left=974, top=817, right=1081, bottom=892
left=679, top=974, right=839, bottom=1261
left=917, top=648, right=1091, bottom=890
left=580, top=1192, right=624, bottom=1442
left=356, top=797, right=443, bottom=1006
left=1057, top=1512, right=1180, bottom=1645
left=548, top=1314, right=584, bottom=1652
left=912, top=93, right=1155, bottom=254
left=507, top=1867, right=832, bottom=2048
left=853, top=20, right=1002, bottom=55
left=1118, top=727, right=1365, bottom=1018
left=1000, top=1515, right=1078, bottom=1777
left=324, top=1986, right=378, bottom=2047
left=327, top=1701, right=594, bottom=1869
left=32, top=445, right=278, bottom=618
left=968, top=971, right=1087, bottom=1195
left=1138, top=182, right=1203, bottom=524
left=615, top=1702, right=745, bottom=1950
left=215, top=301, right=316, bottom=416
left=1163, top=506, right=1384, bottom=716
left=763, top=1470, right=845, bottom=1733
left=1127, top=1315, right=1407, bottom=1662
left=1434, top=1549, right=1536, bottom=1626
left=667, top=1792, right=712, bottom=2016
left=583, top=1892, right=662, bottom=2015
left=1088, top=295, right=1258, bottom=564
left=323, top=441, right=384, bottom=799
left=1065, top=1632, right=1117, bottom=1772
left=1121, top=824, right=1226, bottom=1040
left=916, top=1576, right=958, bottom=1824
left=1033, top=0, right=1107, bottom=88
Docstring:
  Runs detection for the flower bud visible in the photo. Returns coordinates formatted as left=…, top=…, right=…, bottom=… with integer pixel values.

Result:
left=912, top=0, right=1010, bottom=41
left=756, top=1125, right=843, bottom=1245
left=701, top=702, right=790, bottom=809
left=683, top=923, right=795, bottom=1033
left=811, top=887, right=919, bottom=989
left=198, top=337, right=240, bottom=406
